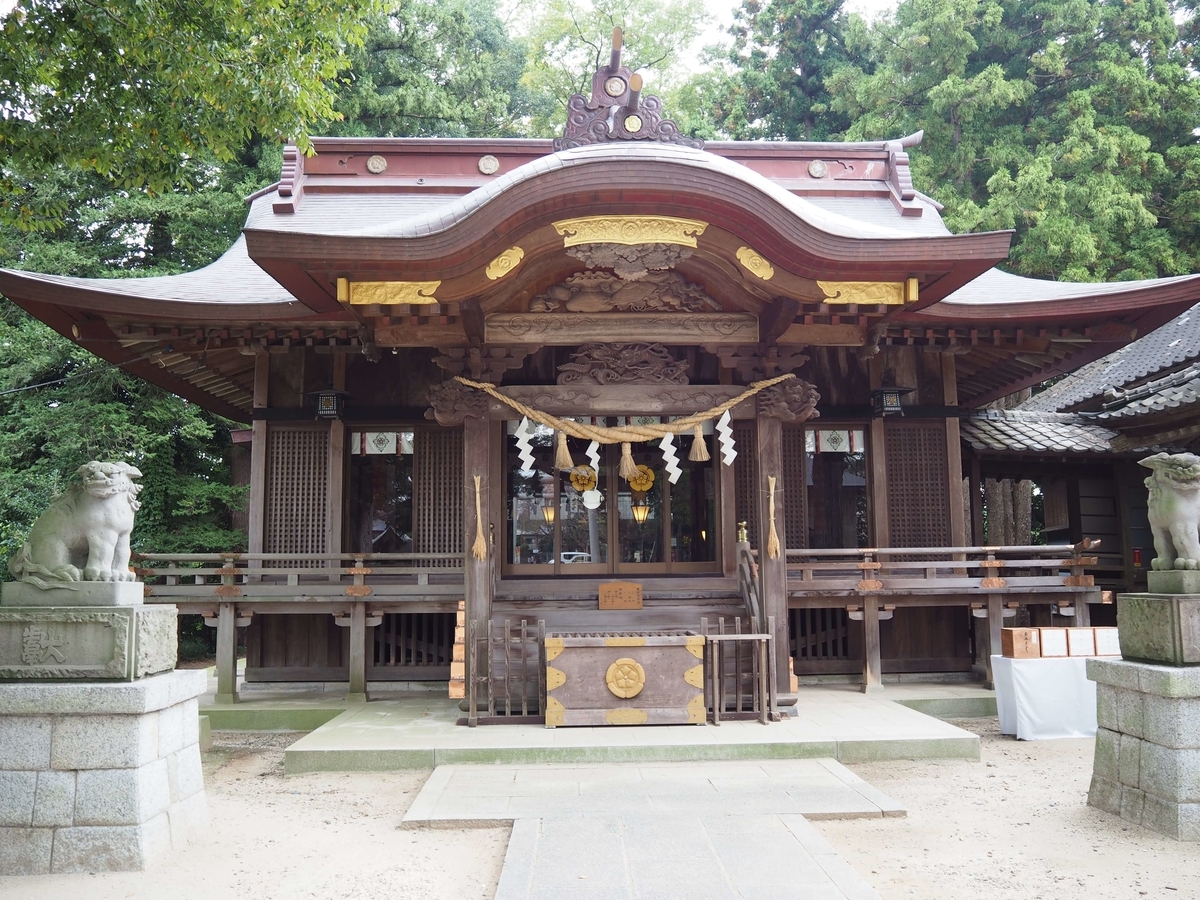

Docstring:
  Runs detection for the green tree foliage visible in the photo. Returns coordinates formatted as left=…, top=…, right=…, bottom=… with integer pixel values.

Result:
left=516, top=0, right=711, bottom=137
left=820, top=0, right=1200, bottom=280
left=332, top=0, right=526, bottom=138
left=723, top=0, right=857, bottom=140
left=0, top=146, right=283, bottom=565
left=0, top=304, right=246, bottom=564
left=0, top=0, right=377, bottom=230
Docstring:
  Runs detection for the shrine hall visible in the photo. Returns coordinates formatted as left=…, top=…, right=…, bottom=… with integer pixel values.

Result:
left=5, top=35, right=1200, bottom=722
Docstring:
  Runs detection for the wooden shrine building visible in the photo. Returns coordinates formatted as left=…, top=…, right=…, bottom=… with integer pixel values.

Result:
left=6, top=37, right=1200, bottom=710
left=961, top=301, right=1200, bottom=605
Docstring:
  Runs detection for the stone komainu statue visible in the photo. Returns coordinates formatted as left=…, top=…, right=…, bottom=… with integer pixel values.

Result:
left=7, top=461, right=143, bottom=587
left=1140, top=452, right=1200, bottom=571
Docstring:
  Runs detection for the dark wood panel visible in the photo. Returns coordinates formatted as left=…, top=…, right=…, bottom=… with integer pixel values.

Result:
left=880, top=606, right=971, bottom=663
left=246, top=613, right=346, bottom=669
left=415, top=427, right=464, bottom=559
left=884, top=420, right=949, bottom=547
left=733, top=421, right=759, bottom=547
left=782, top=424, right=807, bottom=549
left=265, top=427, right=329, bottom=556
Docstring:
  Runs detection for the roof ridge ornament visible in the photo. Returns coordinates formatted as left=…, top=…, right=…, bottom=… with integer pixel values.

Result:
left=553, top=27, right=703, bottom=151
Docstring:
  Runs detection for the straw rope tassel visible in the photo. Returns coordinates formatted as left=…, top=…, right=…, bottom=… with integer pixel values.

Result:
left=554, top=431, right=574, bottom=470
left=471, top=475, right=487, bottom=560
left=619, top=443, right=639, bottom=480
left=688, top=423, right=710, bottom=462
left=766, top=475, right=781, bottom=560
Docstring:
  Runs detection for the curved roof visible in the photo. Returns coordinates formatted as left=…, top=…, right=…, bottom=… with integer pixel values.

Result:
left=0, top=236, right=305, bottom=320
left=912, top=268, right=1200, bottom=323
left=241, top=140, right=1014, bottom=316
left=248, top=143, right=936, bottom=243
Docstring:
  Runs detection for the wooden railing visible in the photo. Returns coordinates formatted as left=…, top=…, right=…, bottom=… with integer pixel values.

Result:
left=736, top=543, right=763, bottom=623
left=132, top=551, right=465, bottom=603
left=784, top=540, right=1101, bottom=597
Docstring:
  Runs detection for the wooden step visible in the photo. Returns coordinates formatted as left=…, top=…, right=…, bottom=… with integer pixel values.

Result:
left=448, top=600, right=466, bottom=699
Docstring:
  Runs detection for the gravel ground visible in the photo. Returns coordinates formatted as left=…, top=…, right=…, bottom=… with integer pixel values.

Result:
left=0, top=732, right=509, bottom=900
left=3, top=717, right=1196, bottom=900
left=818, top=717, right=1198, bottom=900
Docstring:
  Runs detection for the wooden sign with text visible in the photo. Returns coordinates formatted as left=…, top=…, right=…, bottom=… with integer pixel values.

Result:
left=598, top=581, right=643, bottom=610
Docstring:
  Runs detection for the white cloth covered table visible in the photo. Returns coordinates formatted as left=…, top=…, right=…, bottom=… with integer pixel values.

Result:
left=991, top=655, right=1097, bottom=740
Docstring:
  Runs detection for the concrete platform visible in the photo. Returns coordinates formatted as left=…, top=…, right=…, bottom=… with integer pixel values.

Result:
left=885, top=683, right=998, bottom=719
left=282, top=684, right=980, bottom=773
left=404, top=761, right=892, bottom=899
left=403, top=759, right=905, bottom=826
left=495, top=814, right=881, bottom=900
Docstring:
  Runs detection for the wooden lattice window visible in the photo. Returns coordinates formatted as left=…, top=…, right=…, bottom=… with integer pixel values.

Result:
left=265, top=427, right=329, bottom=555
left=782, top=424, right=807, bottom=550
left=733, top=421, right=759, bottom=548
left=414, top=428, right=464, bottom=558
left=792, top=608, right=850, bottom=659
left=373, top=613, right=454, bottom=666
left=884, top=421, right=949, bottom=547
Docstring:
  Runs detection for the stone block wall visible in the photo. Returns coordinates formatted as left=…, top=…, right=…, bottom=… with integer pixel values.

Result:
left=1088, top=658, right=1200, bottom=840
left=0, top=668, right=208, bottom=874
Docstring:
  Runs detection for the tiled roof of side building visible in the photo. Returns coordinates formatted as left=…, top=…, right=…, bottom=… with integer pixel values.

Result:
left=961, top=410, right=1116, bottom=454
left=1021, top=302, right=1200, bottom=412
left=1093, top=361, right=1200, bottom=420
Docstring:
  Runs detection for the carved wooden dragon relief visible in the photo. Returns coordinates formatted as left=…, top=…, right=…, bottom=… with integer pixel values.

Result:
left=529, top=271, right=720, bottom=313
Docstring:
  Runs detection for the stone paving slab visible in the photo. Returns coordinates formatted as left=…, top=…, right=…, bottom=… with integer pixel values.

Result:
left=402, top=760, right=905, bottom=826
left=494, top=814, right=881, bottom=900
left=283, top=685, right=978, bottom=773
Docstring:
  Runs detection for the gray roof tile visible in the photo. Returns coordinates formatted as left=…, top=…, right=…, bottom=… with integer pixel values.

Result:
left=1023, top=303, right=1200, bottom=411
left=961, top=410, right=1116, bottom=453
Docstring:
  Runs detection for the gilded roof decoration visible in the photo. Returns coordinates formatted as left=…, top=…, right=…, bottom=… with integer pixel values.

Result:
left=735, top=247, right=775, bottom=281
left=553, top=215, right=709, bottom=249
left=818, top=281, right=909, bottom=305
left=485, top=247, right=524, bottom=281
left=339, top=278, right=440, bottom=305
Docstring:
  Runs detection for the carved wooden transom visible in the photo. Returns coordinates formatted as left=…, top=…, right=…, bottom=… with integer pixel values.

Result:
left=557, top=343, right=690, bottom=385
left=529, top=271, right=720, bottom=314
left=566, top=243, right=693, bottom=281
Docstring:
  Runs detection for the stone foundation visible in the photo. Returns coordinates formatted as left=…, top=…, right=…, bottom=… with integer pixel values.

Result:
left=0, top=668, right=208, bottom=874
left=1117, top=592, right=1200, bottom=665
left=0, top=605, right=177, bottom=681
left=1087, top=657, right=1200, bottom=840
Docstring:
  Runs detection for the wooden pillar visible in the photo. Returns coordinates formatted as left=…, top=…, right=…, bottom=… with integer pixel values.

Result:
left=943, top=354, right=966, bottom=546
left=969, top=454, right=984, bottom=546
left=861, top=594, right=883, bottom=693
left=326, top=353, right=346, bottom=581
left=867, top=356, right=890, bottom=548
left=720, top=446, right=738, bottom=578
left=755, top=413, right=791, bottom=698
left=984, top=593, right=1003, bottom=689
left=215, top=602, right=239, bottom=704
left=347, top=601, right=367, bottom=702
left=463, top=414, right=493, bottom=708
left=247, top=350, right=269, bottom=559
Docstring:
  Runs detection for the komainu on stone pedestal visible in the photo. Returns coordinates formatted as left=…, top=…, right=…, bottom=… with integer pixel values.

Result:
left=7, top=461, right=143, bottom=586
left=0, top=460, right=176, bottom=680
left=0, top=464, right=200, bottom=875
left=1140, top=452, right=1200, bottom=572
